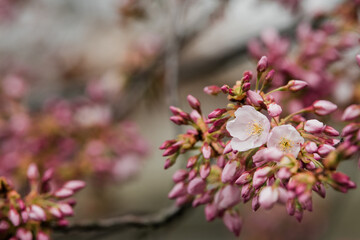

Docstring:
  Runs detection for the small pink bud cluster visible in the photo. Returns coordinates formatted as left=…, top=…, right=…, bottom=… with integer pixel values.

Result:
left=0, top=75, right=148, bottom=185
left=0, top=164, right=86, bottom=239
left=162, top=62, right=353, bottom=237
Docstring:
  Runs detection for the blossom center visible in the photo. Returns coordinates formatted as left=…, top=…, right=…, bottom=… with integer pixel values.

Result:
left=278, top=137, right=293, bottom=152
left=248, top=121, right=263, bottom=136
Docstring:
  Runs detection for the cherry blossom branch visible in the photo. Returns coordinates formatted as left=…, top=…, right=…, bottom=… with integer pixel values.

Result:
left=55, top=204, right=190, bottom=234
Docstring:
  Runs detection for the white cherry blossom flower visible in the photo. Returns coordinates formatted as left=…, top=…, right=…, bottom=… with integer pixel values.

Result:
left=267, top=125, right=304, bottom=157
left=226, top=106, right=270, bottom=152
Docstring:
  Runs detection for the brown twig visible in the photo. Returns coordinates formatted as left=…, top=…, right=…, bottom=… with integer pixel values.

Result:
left=55, top=204, right=190, bottom=233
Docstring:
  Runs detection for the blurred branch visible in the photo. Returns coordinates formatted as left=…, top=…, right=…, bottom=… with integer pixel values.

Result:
left=55, top=204, right=190, bottom=234
left=115, top=0, right=231, bottom=120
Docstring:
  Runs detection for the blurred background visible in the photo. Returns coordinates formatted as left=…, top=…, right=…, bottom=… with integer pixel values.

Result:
left=0, top=0, right=359, bottom=239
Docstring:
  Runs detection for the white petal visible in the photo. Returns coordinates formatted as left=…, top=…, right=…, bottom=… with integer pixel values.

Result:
left=230, top=137, right=256, bottom=152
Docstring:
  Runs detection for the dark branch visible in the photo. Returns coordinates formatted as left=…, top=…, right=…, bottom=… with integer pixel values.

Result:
left=55, top=204, right=190, bottom=233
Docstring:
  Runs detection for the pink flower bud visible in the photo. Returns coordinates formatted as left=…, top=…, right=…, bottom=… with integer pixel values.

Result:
left=186, top=156, right=197, bottom=168
left=187, top=177, right=206, bottom=195
left=216, top=185, right=241, bottom=210
left=162, top=142, right=181, bottom=156
left=241, top=183, right=251, bottom=199
left=187, top=95, right=201, bottom=111
left=252, top=194, right=260, bottom=211
left=58, top=203, right=74, bottom=216
left=190, top=110, right=202, bottom=123
left=54, top=188, right=74, bottom=198
left=267, top=103, right=282, bottom=117
left=288, top=80, right=308, bottom=91
left=304, top=119, right=324, bottom=134
left=242, top=82, right=251, bottom=92
left=253, top=167, right=271, bottom=189
left=243, top=71, right=253, bottom=82
left=259, top=186, right=279, bottom=209
left=247, top=90, right=263, bottom=107
left=200, top=164, right=211, bottom=179
left=49, top=207, right=62, bottom=218
left=317, top=144, right=335, bottom=157
left=265, top=69, right=275, bottom=82
left=159, top=140, right=176, bottom=150
left=223, top=142, right=232, bottom=154
left=175, top=195, right=189, bottom=206
left=188, top=169, right=197, bottom=180
left=208, top=108, right=227, bottom=119
left=221, top=161, right=237, bottom=183
left=0, top=220, right=9, bottom=231
left=37, top=231, right=50, bottom=240
left=27, top=163, right=39, bottom=181
left=21, top=211, right=28, bottom=223
left=312, top=100, right=337, bottom=115
left=205, top=203, right=217, bottom=221
left=276, top=167, right=291, bottom=180
left=264, top=147, right=284, bottom=162
left=356, top=54, right=360, bottom=67
left=29, top=205, right=46, bottom=221
left=204, top=85, right=221, bottom=95
left=42, top=168, right=54, bottom=183
left=172, top=169, right=188, bottom=182
left=217, top=155, right=226, bottom=168
left=8, top=208, right=20, bottom=226
left=342, top=123, right=359, bottom=137
left=164, top=158, right=174, bottom=169
left=294, top=210, right=303, bottom=222
left=221, top=84, right=229, bottom=93
left=286, top=200, right=295, bottom=216
left=323, top=126, right=339, bottom=136
left=342, top=104, right=360, bottom=121
left=202, top=143, right=212, bottom=159
left=223, top=211, right=242, bottom=237
left=235, top=172, right=251, bottom=185
left=257, top=56, right=268, bottom=72
left=63, top=180, right=86, bottom=192
left=16, top=228, right=32, bottom=240
left=170, top=115, right=186, bottom=125
left=168, top=182, right=187, bottom=199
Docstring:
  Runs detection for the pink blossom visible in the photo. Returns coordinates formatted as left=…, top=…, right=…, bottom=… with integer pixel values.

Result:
left=267, top=125, right=304, bottom=157
left=226, top=106, right=270, bottom=152
left=304, top=119, right=325, bottom=134
left=312, top=100, right=338, bottom=115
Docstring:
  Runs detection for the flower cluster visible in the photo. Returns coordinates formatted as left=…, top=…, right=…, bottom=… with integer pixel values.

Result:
left=161, top=56, right=356, bottom=236
left=0, top=164, right=85, bottom=240
left=0, top=74, right=148, bottom=186
left=248, top=0, right=359, bottom=110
